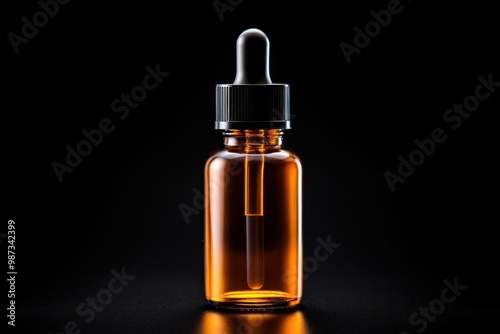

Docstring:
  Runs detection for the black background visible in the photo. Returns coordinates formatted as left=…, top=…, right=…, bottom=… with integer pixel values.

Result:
left=4, top=0, right=499, bottom=333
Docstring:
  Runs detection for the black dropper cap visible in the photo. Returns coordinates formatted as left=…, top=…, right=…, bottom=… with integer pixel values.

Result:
left=215, top=29, right=291, bottom=130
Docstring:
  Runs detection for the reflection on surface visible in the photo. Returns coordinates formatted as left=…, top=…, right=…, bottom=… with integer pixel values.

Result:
left=195, top=308, right=310, bottom=334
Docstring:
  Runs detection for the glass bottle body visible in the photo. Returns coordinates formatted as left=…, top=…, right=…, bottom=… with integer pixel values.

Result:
left=205, top=130, right=302, bottom=310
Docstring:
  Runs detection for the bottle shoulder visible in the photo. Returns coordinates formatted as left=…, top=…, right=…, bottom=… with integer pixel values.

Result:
left=205, top=148, right=301, bottom=168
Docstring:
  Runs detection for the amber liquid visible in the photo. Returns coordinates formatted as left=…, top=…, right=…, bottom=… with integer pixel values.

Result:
left=205, top=130, right=302, bottom=309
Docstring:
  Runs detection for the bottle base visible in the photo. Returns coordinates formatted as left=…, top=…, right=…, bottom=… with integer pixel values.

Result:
left=206, top=290, right=301, bottom=311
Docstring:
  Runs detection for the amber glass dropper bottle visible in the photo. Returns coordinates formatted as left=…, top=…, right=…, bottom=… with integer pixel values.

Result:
left=205, top=28, right=302, bottom=310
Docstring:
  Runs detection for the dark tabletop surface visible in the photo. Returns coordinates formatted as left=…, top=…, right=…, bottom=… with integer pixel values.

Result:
left=18, top=265, right=499, bottom=333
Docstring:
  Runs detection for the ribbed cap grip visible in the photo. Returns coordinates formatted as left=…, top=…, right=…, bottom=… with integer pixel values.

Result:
left=215, top=84, right=290, bottom=130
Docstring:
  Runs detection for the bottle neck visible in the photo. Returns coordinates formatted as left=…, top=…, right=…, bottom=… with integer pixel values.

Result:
left=223, top=129, right=283, bottom=153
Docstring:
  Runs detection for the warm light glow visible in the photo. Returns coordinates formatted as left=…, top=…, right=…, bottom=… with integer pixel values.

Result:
left=195, top=309, right=310, bottom=334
